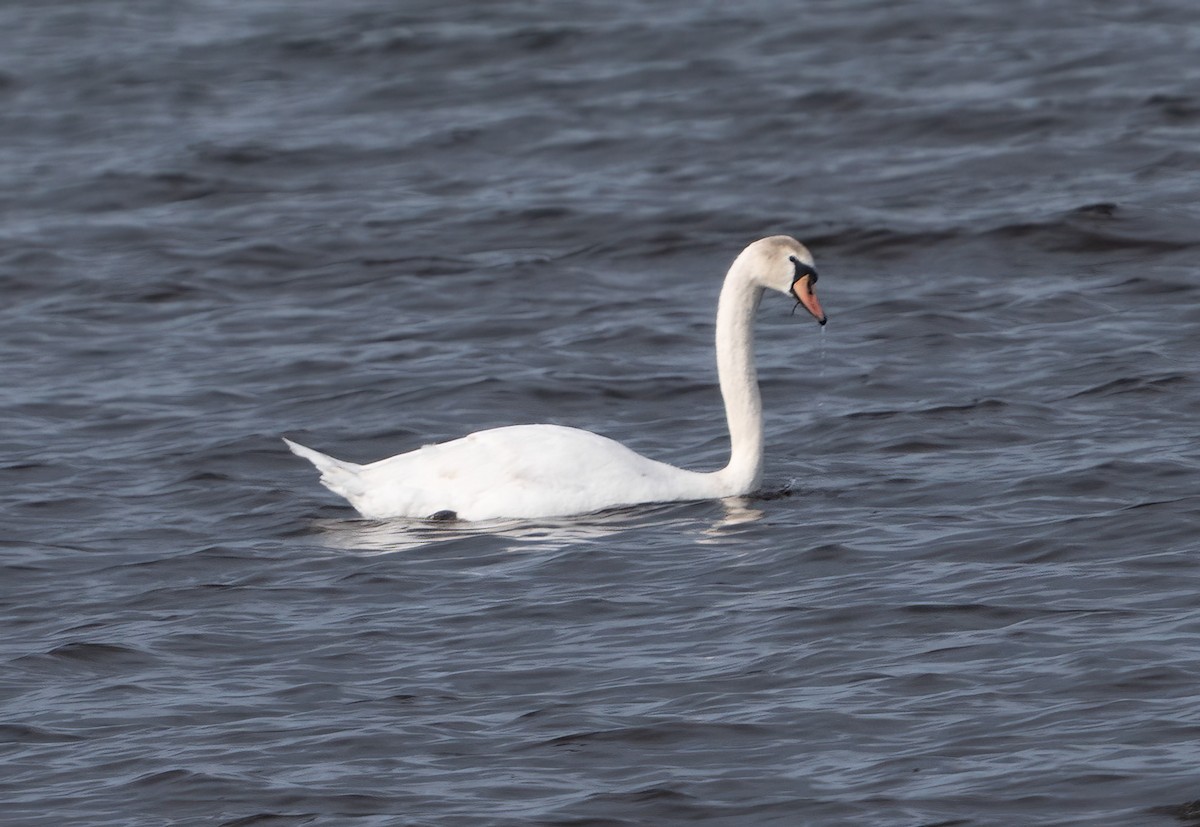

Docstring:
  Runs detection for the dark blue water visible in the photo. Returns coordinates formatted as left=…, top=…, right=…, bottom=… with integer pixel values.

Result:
left=3, top=1, right=1199, bottom=825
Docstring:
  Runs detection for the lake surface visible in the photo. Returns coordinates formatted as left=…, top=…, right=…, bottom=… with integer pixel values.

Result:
left=2, top=1, right=1199, bottom=825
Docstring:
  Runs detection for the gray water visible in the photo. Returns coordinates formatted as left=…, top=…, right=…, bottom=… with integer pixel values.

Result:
left=3, top=1, right=1200, bottom=825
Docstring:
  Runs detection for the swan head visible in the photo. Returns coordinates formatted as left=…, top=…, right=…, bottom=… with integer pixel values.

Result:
left=740, top=235, right=827, bottom=326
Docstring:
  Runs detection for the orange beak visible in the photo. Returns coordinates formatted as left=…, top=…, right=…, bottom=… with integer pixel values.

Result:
left=791, top=276, right=826, bottom=325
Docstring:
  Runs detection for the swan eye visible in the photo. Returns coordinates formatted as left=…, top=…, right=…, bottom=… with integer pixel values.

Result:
left=789, top=255, right=818, bottom=285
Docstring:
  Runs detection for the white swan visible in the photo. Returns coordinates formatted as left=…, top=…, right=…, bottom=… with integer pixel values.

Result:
left=285, top=235, right=827, bottom=521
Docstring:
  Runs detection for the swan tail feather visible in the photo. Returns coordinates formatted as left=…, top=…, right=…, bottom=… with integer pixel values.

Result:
left=283, top=438, right=366, bottom=501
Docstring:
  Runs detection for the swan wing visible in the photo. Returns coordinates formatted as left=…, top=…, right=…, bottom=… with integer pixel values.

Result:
left=290, top=425, right=714, bottom=520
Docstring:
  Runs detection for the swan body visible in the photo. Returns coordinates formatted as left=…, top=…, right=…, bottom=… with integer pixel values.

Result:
left=286, top=236, right=827, bottom=521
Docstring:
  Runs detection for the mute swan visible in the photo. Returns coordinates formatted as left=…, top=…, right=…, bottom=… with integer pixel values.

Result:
left=285, top=235, right=827, bottom=521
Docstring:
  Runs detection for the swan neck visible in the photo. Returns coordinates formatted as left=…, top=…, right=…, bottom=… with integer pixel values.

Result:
left=714, top=261, right=765, bottom=495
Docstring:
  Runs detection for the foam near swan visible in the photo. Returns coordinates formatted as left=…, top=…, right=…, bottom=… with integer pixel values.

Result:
left=285, top=236, right=827, bottom=521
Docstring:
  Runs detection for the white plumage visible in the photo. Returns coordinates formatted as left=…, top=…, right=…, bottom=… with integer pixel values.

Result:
left=285, top=236, right=827, bottom=521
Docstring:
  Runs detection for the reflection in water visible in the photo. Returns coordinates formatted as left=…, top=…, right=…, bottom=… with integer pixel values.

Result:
left=698, top=497, right=766, bottom=542
left=308, top=497, right=768, bottom=554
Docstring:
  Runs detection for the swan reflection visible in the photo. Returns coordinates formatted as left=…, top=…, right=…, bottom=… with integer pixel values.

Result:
left=307, top=496, right=769, bottom=555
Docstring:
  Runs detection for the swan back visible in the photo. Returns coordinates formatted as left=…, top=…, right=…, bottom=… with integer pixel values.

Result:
left=289, top=425, right=721, bottom=521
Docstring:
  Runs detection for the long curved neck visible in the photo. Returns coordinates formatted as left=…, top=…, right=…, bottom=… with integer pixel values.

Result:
left=713, top=261, right=765, bottom=495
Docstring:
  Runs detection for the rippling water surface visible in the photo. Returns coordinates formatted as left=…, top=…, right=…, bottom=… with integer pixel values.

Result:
left=3, top=1, right=1199, bottom=825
